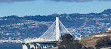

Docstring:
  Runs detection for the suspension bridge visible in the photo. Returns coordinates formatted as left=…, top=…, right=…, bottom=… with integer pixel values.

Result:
left=22, top=17, right=81, bottom=49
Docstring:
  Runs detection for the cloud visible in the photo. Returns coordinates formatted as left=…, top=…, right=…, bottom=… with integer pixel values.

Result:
left=49, top=0, right=111, bottom=2
left=0, top=0, right=35, bottom=3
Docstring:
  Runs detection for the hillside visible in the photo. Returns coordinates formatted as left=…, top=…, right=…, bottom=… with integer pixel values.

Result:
left=0, top=9, right=111, bottom=40
left=80, top=29, right=111, bottom=48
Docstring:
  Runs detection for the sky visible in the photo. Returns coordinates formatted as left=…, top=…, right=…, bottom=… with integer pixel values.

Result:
left=0, top=0, right=111, bottom=17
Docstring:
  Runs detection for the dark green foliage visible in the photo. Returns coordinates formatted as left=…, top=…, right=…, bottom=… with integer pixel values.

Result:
left=82, top=46, right=87, bottom=49
left=58, top=34, right=95, bottom=49
left=58, top=34, right=82, bottom=49
left=96, top=37, right=111, bottom=48
left=96, top=47, right=100, bottom=49
left=61, top=34, right=74, bottom=42
left=82, top=47, right=94, bottom=49
left=87, top=47, right=94, bottom=49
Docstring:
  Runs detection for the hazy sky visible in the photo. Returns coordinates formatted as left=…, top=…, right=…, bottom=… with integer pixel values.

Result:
left=0, top=0, right=111, bottom=17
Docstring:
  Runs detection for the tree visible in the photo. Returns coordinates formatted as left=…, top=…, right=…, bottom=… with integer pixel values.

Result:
left=58, top=34, right=83, bottom=49
left=82, top=47, right=94, bottom=49
left=87, top=47, right=94, bottom=49
left=96, top=37, right=111, bottom=48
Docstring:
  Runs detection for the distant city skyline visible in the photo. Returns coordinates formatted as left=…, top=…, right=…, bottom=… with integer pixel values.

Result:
left=0, top=0, right=111, bottom=17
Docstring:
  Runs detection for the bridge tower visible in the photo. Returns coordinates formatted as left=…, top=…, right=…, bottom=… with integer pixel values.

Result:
left=56, top=17, right=60, bottom=41
left=22, top=17, right=73, bottom=49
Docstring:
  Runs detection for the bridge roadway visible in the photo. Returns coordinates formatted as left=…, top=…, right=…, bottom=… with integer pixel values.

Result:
left=22, top=38, right=59, bottom=49
left=23, top=38, right=58, bottom=43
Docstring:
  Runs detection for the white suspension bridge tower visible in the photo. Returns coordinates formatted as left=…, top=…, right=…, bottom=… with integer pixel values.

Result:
left=22, top=17, right=79, bottom=49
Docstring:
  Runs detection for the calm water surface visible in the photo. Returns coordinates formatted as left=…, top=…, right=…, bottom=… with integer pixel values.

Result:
left=0, top=43, right=22, bottom=49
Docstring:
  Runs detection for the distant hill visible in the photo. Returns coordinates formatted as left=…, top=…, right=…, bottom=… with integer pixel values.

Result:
left=0, top=9, right=111, bottom=40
